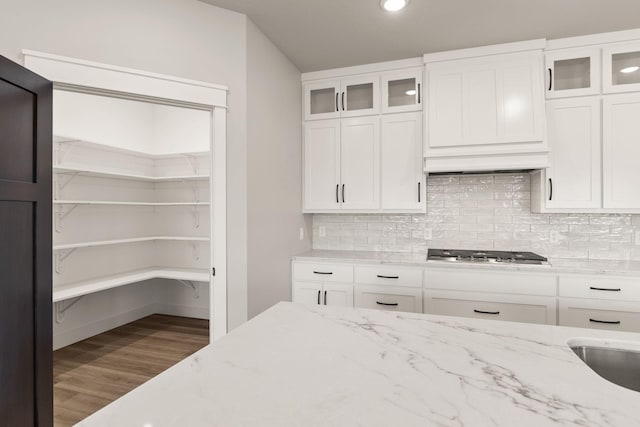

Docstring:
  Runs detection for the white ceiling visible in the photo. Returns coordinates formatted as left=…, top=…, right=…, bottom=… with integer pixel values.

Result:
left=200, top=0, right=640, bottom=73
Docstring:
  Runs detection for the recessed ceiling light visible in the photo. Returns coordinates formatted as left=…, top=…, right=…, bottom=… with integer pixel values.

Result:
left=405, top=89, right=416, bottom=96
left=381, top=0, right=409, bottom=12
left=621, top=66, right=640, bottom=74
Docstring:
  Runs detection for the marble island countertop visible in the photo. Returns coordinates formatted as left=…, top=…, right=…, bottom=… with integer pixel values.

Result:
left=79, top=303, right=640, bottom=426
left=293, top=250, right=640, bottom=276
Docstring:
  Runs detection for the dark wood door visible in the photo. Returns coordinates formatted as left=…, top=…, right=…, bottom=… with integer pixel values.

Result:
left=0, top=55, right=52, bottom=426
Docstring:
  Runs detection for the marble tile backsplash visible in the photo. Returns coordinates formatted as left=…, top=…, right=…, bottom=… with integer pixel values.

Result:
left=312, top=173, right=640, bottom=260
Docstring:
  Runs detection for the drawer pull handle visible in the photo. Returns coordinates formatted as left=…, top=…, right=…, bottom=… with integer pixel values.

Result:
left=474, top=309, right=500, bottom=315
left=313, top=271, right=333, bottom=275
left=589, top=286, right=621, bottom=292
left=377, top=275, right=399, bottom=279
left=317, top=290, right=321, bottom=305
left=324, top=290, right=327, bottom=305
left=589, top=318, right=621, bottom=325
left=376, top=301, right=399, bottom=306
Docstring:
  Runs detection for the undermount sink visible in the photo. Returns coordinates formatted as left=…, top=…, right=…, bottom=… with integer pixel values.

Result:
left=569, top=339, right=640, bottom=393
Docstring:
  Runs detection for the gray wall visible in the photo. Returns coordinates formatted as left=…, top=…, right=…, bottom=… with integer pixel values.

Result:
left=246, top=19, right=311, bottom=318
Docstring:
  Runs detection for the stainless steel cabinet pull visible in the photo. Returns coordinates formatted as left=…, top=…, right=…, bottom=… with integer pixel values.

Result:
left=418, top=182, right=421, bottom=203
left=336, top=184, right=339, bottom=204
left=589, top=286, right=621, bottom=292
left=313, top=271, right=333, bottom=275
left=376, top=301, right=399, bottom=306
left=342, top=184, right=345, bottom=203
left=335, top=92, right=339, bottom=112
left=376, top=275, right=399, bottom=279
left=474, top=309, right=500, bottom=315
left=417, top=83, right=421, bottom=104
left=548, top=178, right=553, bottom=201
left=589, top=318, right=621, bottom=325
left=341, top=92, right=345, bottom=111
left=317, top=290, right=321, bottom=305
left=548, top=68, right=552, bottom=91
left=324, top=290, right=327, bottom=305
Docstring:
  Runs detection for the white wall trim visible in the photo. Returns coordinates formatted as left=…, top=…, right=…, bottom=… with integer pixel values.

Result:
left=546, top=28, right=640, bottom=51
left=23, top=49, right=228, bottom=108
left=301, top=57, right=423, bottom=82
left=423, top=39, right=546, bottom=63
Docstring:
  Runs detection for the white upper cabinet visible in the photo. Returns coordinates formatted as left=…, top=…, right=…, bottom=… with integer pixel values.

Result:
left=545, top=48, right=600, bottom=98
left=303, top=120, right=341, bottom=210
left=381, top=112, right=424, bottom=210
left=340, top=117, right=380, bottom=210
left=304, top=80, right=341, bottom=121
left=303, top=117, right=380, bottom=212
left=304, top=75, right=379, bottom=120
left=340, top=75, right=380, bottom=118
left=603, top=42, right=640, bottom=94
left=545, top=97, right=601, bottom=209
left=381, top=68, right=423, bottom=113
left=603, top=93, right=640, bottom=209
left=426, top=50, right=545, bottom=164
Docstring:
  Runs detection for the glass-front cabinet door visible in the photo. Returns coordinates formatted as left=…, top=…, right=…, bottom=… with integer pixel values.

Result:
left=381, top=68, right=423, bottom=113
left=545, top=48, right=600, bottom=98
left=304, top=80, right=340, bottom=121
left=340, top=74, right=380, bottom=118
left=603, top=42, right=640, bottom=94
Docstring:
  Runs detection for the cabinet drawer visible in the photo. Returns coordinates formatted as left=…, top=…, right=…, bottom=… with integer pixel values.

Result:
left=293, top=262, right=353, bottom=283
left=354, top=265, right=422, bottom=287
left=354, top=285, right=422, bottom=313
left=559, top=275, right=640, bottom=302
left=559, top=298, right=640, bottom=333
left=425, top=290, right=557, bottom=325
left=425, top=268, right=557, bottom=296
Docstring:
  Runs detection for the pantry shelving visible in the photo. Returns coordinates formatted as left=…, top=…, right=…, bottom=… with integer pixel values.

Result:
left=52, top=268, right=210, bottom=303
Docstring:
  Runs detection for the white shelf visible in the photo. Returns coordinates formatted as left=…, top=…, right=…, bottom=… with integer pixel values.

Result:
left=54, top=135, right=209, bottom=159
left=53, top=236, right=209, bottom=250
left=52, top=268, right=210, bottom=303
left=54, top=165, right=209, bottom=182
left=53, top=200, right=210, bottom=206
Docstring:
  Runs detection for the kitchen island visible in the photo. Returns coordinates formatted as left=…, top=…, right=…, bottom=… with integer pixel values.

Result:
left=78, top=302, right=640, bottom=426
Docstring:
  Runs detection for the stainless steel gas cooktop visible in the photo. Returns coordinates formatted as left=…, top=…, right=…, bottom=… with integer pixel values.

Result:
left=427, top=249, right=548, bottom=265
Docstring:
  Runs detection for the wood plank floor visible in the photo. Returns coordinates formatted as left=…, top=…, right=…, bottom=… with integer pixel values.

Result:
left=53, top=314, right=209, bottom=426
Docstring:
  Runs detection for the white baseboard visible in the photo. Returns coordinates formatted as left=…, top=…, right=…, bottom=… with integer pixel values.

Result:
left=158, top=304, right=209, bottom=320
left=53, top=303, right=160, bottom=350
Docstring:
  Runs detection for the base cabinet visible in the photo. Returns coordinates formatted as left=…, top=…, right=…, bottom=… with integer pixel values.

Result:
left=425, top=290, right=557, bottom=325
left=559, top=298, right=640, bottom=333
left=354, top=285, right=422, bottom=313
left=292, top=282, right=353, bottom=307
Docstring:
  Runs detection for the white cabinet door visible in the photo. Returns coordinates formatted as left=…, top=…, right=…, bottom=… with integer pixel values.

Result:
left=340, top=74, right=380, bottom=118
left=322, top=283, right=354, bottom=307
left=381, top=112, right=424, bottom=210
left=427, top=51, right=544, bottom=150
left=293, top=282, right=322, bottom=306
left=545, top=48, right=600, bottom=99
left=304, top=80, right=340, bottom=121
left=303, top=120, right=341, bottom=211
left=354, top=285, right=423, bottom=313
left=603, top=42, right=640, bottom=94
left=546, top=97, right=601, bottom=209
left=603, top=93, right=640, bottom=209
left=559, top=298, right=640, bottom=333
left=381, top=68, right=423, bottom=114
left=340, top=117, right=380, bottom=210
left=425, top=290, right=557, bottom=325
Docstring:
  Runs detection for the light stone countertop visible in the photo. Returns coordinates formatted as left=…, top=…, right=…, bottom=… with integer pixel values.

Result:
left=78, top=302, right=640, bottom=426
left=293, top=250, right=640, bottom=276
